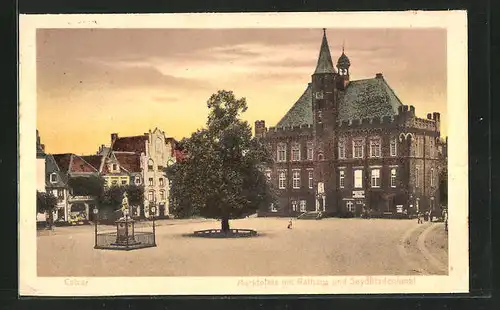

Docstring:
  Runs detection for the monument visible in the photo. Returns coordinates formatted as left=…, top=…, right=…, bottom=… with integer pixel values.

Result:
left=113, top=192, right=140, bottom=246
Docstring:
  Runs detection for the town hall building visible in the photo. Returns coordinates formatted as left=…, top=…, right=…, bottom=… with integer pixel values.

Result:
left=255, top=29, right=445, bottom=218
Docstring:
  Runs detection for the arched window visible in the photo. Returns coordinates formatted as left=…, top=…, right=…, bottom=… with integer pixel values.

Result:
left=291, top=143, right=301, bottom=161
left=148, top=159, right=154, bottom=171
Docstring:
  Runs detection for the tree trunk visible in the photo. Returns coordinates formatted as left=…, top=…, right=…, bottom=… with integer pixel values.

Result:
left=221, top=217, right=230, bottom=233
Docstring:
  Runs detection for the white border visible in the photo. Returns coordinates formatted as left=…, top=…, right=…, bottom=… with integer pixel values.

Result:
left=19, top=11, right=468, bottom=296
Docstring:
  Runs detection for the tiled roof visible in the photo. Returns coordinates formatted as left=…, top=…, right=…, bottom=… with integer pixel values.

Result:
left=52, top=154, right=72, bottom=173
left=70, top=155, right=99, bottom=173
left=276, top=83, right=313, bottom=127
left=112, top=135, right=148, bottom=154
left=114, top=152, right=142, bottom=173
left=80, top=155, right=104, bottom=172
left=273, top=77, right=402, bottom=127
left=337, top=77, right=403, bottom=121
left=314, top=31, right=336, bottom=74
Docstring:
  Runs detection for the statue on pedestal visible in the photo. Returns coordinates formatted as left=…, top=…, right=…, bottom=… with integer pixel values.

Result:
left=120, top=192, right=129, bottom=220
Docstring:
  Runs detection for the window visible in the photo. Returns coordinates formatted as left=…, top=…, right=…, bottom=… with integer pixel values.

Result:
left=121, top=180, right=127, bottom=185
left=346, top=201, right=355, bottom=212
left=317, top=111, right=323, bottom=123
left=308, top=170, right=314, bottom=189
left=390, top=138, right=397, bottom=156
left=57, top=189, right=64, bottom=200
left=156, top=138, right=163, bottom=155
left=135, top=176, right=141, bottom=184
left=158, top=165, right=164, bottom=171
left=390, top=168, right=397, bottom=188
left=354, top=170, right=363, bottom=188
left=307, top=142, right=314, bottom=160
left=148, top=159, right=154, bottom=171
left=339, top=170, right=345, bottom=188
left=315, top=90, right=324, bottom=99
left=292, top=170, right=301, bottom=189
left=300, top=200, right=307, bottom=212
left=278, top=171, right=286, bottom=189
left=353, top=139, right=364, bottom=158
left=111, top=178, right=118, bottom=186
left=429, top=139, right=434, bottom=158
left=50, top=173, right=57, bottom=183
left=265, top=170, right=271, bottom=182
left=291, top=143, right=301, bottom=161
left=415, top=166, right=420, bottom=187
left=291, top=200, right=298, bottom=212
left=430, top=168, right=435, bottom=187
left=149, top=178, right=154, bottom=186
left=159, top=178, right=164, bottom=186
left=318, top=153, right=324, bottom=161
left=277, top=143, right=287, bottom=162
left=411, top=139, right=416, bottom=157
left=370, top=138, right=381, bottom=158
left=160, top=190, right=165, bottom=201
left=270, top=203, right=277, bottom=212
left=148, top=191, right=155, bottom=202
left=338, top=141, right=346, bottom=159
left=371, top=169, right=381, bottom=187
left=112, top=163, right=118, bottom=171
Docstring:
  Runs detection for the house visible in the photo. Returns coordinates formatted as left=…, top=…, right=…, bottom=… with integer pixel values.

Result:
left=45, top=153, right=101, bottom=223
left=109, top=128, right=178, bottom=217
left=255, top=29, right=444, bottom=218
left=36, top=130, right=46, bottom=193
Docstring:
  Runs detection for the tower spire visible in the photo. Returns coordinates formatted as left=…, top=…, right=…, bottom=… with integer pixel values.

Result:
left=314, top=28, right=336, bottom=74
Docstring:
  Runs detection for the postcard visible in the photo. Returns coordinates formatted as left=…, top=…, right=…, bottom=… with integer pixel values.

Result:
left=19, top=11, right=468, bottom=296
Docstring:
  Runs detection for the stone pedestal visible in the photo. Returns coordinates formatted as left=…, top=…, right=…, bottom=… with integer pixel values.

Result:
left=113, top=218, right=140, bottom=246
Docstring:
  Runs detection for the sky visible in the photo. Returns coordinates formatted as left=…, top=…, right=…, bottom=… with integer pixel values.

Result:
left=36, top=28, right=447, bottom=155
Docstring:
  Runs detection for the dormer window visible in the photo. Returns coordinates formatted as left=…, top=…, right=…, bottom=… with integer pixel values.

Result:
left=135, top=176, right=141, bottom=184
left=112, top=163, right=118, bottom=171
left=50, top=173, right=57, bottom=183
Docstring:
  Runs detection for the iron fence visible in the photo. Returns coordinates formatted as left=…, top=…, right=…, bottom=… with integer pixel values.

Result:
left=94, top=217, right=157, bottom=251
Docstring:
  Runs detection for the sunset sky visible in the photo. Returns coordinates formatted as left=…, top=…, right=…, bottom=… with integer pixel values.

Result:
left=36, top=28, right=447, bottom=155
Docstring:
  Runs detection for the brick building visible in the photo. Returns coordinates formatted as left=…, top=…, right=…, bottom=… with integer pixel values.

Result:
left=256, top=29, right=445, bottom=218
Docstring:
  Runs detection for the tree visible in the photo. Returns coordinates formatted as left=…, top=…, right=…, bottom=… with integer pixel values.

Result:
left=37, top=191, right=57, bottom=228
left=100, top=185, right=125, bottom=211
left=165, top=90, right=276, bottom=233
left=68, top=176, right=105, bottom=197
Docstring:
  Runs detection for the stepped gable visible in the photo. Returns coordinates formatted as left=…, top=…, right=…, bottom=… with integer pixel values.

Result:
left=112, top=135, right=148, bottom=154
left=114, top=152, right=141, bottom=173
left=51, top=154, right=72, bottom=174
left=276, top=83, right=313, bottom=127
left=337, top=76, right=403, bottom=121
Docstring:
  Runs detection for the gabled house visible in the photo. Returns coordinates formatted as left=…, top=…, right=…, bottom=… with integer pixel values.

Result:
left=45, top=153, right=101, bottom=224
left=109, top=128, right=178, bottom=217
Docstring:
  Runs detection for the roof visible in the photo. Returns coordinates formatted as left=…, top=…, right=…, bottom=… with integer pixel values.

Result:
left=52, top=154, right=72, bottom=173
left=112, top=135, right=148, bottom=154
left=80, top=155, right=104, bottom=172
left=314, top=30, right=336, bottom=74
left=276, top=83, right=313, bottom=127
left=273, top=77, right=403, bottom=127
left=114, top=152, right=141, bottom=173
left=337, top=76, right=403, bottom=121
left=337, top=52, right=350, bottom=68
left=70, top=155, right=99, bottom=173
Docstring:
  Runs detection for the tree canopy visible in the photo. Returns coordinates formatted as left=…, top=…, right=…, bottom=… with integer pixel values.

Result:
left=68, top=176, right=105, bottom=197
left=165, top=90, right=276, bottom=231
left=36, top=190, right=58, bottom=215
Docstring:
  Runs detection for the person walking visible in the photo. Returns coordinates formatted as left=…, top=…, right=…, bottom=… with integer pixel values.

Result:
left=444, top=210, right=448, bottom=232
left=417, top=211, right=423, bottom=224
left=287, top=219, right=293, bottom=229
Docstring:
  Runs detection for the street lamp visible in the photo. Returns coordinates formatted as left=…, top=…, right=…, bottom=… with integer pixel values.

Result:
left=93, top=207, right=99, bottom=249
left=150, top=205, right=156, bottom=246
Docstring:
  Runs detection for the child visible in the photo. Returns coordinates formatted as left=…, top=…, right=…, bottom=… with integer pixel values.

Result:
left=417, top=211, right=423, bottom=224
left=287, top=219, right=293, bottom=229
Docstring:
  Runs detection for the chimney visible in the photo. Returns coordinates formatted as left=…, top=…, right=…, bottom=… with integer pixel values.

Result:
left=41, top=144, right=45, bottom=152
left=409, top=105, right=415, bottom=116
left=254, top=120, right=267, bottom=138
left=435, top=112, right=441, bottom=122
left=375, top=73, right=383, bottom=79
left=111, top=133, right=118, bottom=143
left=427, top=113, right=432, bottom=120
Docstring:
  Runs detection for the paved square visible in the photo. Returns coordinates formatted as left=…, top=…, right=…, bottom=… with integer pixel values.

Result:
left=37, top=218, right=448, bottom=277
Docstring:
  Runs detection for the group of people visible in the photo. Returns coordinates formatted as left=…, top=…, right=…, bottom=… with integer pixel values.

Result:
left=416, top=209, right=448, bottom=232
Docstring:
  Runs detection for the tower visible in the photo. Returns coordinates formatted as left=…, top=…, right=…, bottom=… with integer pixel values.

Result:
left=311, top=29, right=339, bottom=213
left=336, top=41, right=351, bottom=89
